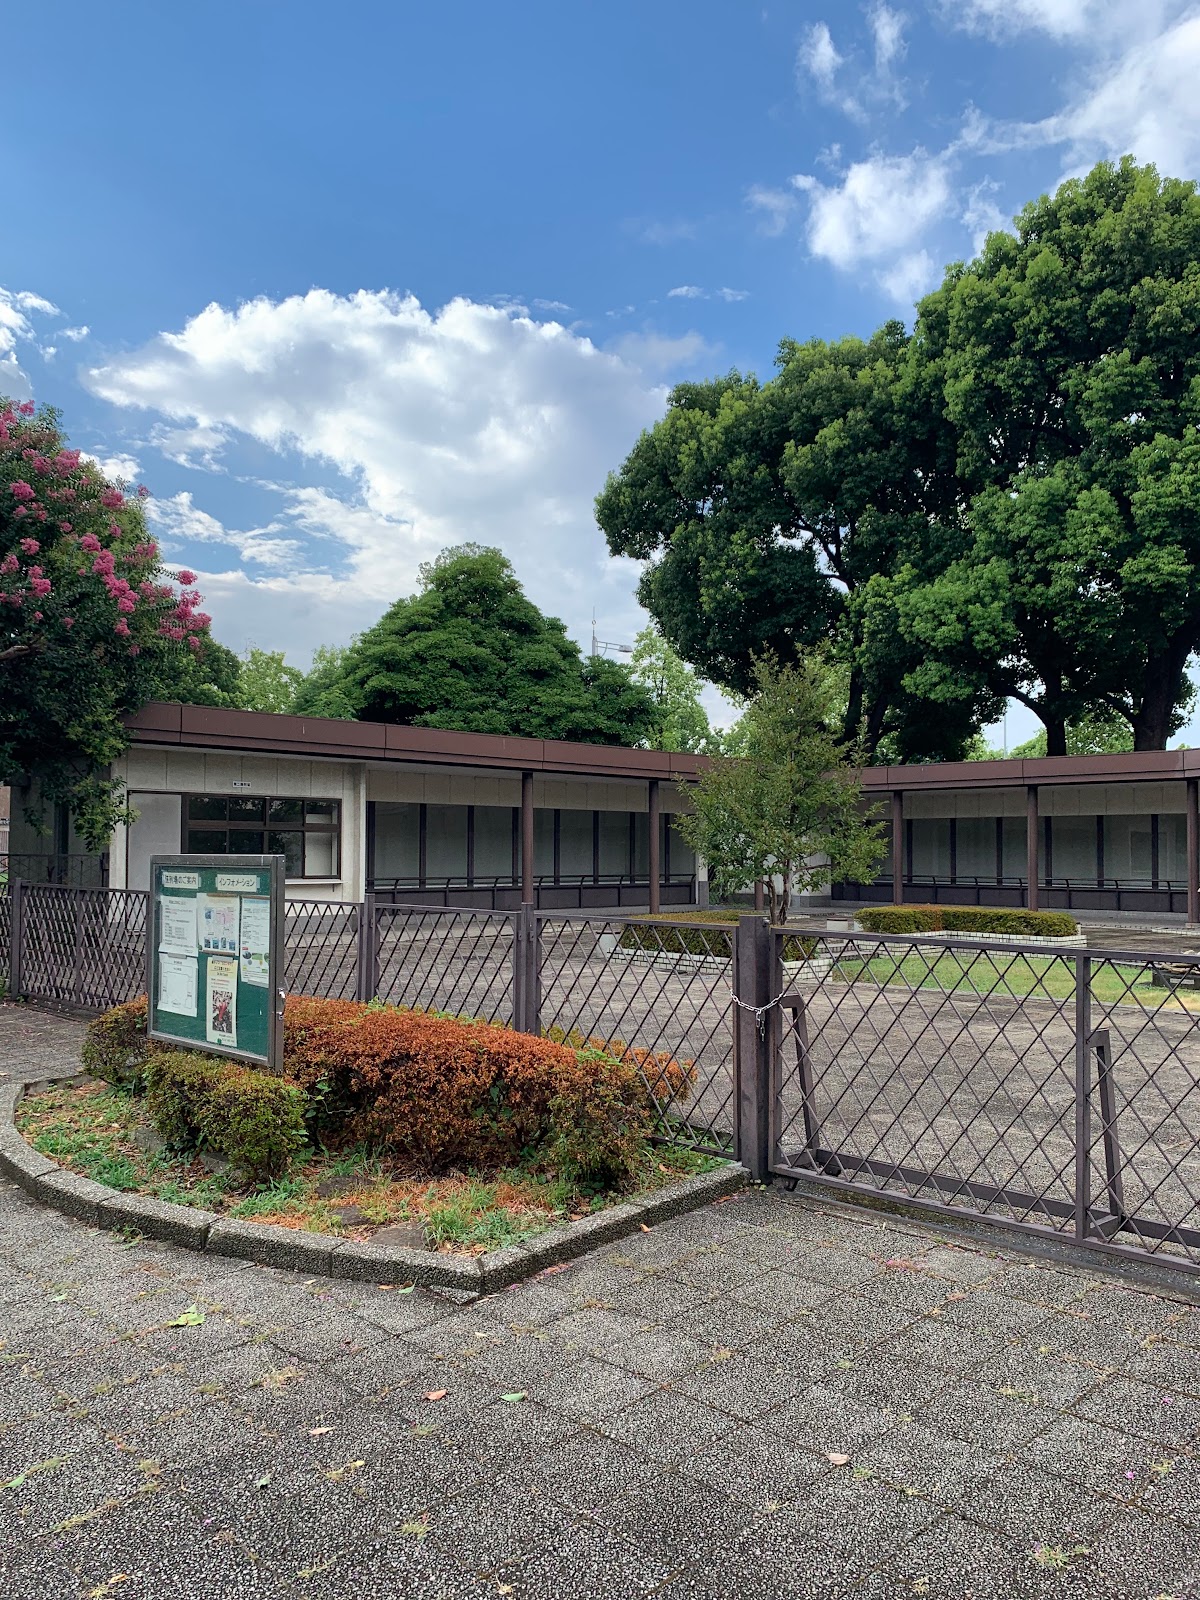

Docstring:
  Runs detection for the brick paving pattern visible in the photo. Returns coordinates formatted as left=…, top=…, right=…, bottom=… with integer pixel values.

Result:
left=2, top=1006, right=1199, bottom=1598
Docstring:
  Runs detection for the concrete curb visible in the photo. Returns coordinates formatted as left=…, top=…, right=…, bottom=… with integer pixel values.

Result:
left=3, top=1078, right=748, bottom=1296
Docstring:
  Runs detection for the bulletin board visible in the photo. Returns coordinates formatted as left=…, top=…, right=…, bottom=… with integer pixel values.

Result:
left=146, top=854, right=285, bottom=1070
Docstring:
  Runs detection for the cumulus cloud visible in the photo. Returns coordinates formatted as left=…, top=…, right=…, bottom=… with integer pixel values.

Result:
left=147, top=490, right=301, bottom=567
left=667, top=285, right=705, bottom=299
left=84, top=451, right=142, bottom=484
left=60, top=325, right=90, bottom=342
left=84, top=289, right=682, bottom=660
left=798, top=21, right=844, bottom=93
left=792, top=149, right=954, bottom=296
left=0, top=287, right=60, bottom=398
left=946, top=0, right=1157, bottom=42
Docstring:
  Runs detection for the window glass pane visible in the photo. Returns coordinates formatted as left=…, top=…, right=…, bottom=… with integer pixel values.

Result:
left=304, top=831, right=338, bottom=876
left=188, top=796, right=227, bottom=822
left=187, top=829, right=225, bottom=853
left=305, top=800, right=337, bottom=824
left=268, top=799, right=303, bottom=824
left=228, top=829, right=264, bottom=854
left=268, top=830, right=304, bottom=876
left=228, top=797, right=265, bottom=823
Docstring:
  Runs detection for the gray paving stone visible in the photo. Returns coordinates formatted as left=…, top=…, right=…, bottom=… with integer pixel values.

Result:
left=1068, top=1371, right=1200, bottom=1448
left=598, top=1387, right=736, bottom=1465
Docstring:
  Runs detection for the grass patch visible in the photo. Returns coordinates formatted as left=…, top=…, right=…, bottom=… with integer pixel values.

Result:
left=834, top=949, right=1198, bottom=1009
left=15, top=1079, right=725, bottom=1255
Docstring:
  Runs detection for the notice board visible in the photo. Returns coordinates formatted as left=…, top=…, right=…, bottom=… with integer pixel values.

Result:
left=147, top=855, right=285, bottom=1070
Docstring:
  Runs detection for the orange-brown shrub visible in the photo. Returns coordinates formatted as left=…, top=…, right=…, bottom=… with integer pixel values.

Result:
left=541, top=1025, right=696, bottom=1107
left=282, top=997, right=651, bottom=1184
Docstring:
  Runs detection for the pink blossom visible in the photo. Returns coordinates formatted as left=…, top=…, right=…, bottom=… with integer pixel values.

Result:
left=177, top=569, right=197, bottom=585
left=19, top=537, right=39, bottom=556
left=0, top=554, right=18, bottom=576
left=113, top=618, right=131, bottom=636
left=62, top=616, right=74, bottom=628
left=31, top=578, right=52, bottom=599
left=137, top=484, right=150, bottom=498
left=58, top=521, right=72, bottom=533
left=32, top=611, right=42, bottom=622
left=80, top=532, right=102, bottom=552
left=10, top=481, right=35, bottom=502
left=108, top=523, right=121, bottom=538
left=100, top=487, right=124, bottom=509
left=34, top=508, right=46, bottom=521
left=128, top=644, right=141, bottom=656
left=17, top=400, right=34, bottom=416
left=116, top=595, right=135, bottom=613
left=187, top=635, right=202, bottom=652
left=12, top=506, right=26, bottom=519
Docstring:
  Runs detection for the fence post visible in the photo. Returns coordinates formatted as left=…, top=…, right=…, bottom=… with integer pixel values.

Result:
left=356, top=893, right=378, bottom=1003
left=8, top=878, right=24, bottom=1000
left=511, top=904, right=540, bottom=1035
left=733, top=915, right=772, bottom=1182
left=1073, top=952, right=1092, bottom=1240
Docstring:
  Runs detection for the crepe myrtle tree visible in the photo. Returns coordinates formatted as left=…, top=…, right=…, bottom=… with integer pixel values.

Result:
left=0, top=399, right=215, bottom=848
left=677, top=655, right=885, bottom=923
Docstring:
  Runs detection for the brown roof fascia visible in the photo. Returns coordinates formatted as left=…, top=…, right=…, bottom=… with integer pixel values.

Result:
left=860, top=748, right=1195, bottom=791
left=125, top=702, right=710, bottom=782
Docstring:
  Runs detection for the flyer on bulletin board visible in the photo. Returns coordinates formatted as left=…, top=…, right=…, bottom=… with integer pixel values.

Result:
left=158, top=953, right=198, bottom=1017
left=158, top=897, right=197, bottom=957
left=206, top=956, right=238, bottom=1047
left=197, top=894, right=240, bottom=956
left=239, top=896, right=270, bottom=987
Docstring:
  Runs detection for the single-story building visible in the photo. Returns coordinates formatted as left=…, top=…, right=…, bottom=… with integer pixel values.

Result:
left=5, top=703, right=705, bottom=911
left=7, top=704, right=1200, bottom=922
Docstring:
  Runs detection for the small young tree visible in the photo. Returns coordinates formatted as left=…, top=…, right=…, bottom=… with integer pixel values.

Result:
left=628, top=624, right=717, bottom=753
left=677, top=656, right=885, bottom=923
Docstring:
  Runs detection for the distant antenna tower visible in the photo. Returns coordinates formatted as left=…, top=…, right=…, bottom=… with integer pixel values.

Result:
left=591, top=607, right=633, bottom=659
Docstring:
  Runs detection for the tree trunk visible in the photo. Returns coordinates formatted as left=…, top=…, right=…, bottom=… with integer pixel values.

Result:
left=1044, top=719, right=1067, bottom=757
left=1131, top=640, right=1192, bottom=750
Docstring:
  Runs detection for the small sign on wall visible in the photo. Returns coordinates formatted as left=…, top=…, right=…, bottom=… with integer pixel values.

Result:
left=146, top=854, right=285, bottom=1070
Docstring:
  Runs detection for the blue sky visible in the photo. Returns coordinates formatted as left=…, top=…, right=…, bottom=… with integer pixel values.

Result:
left=4, top=0, right=1200, bottom=741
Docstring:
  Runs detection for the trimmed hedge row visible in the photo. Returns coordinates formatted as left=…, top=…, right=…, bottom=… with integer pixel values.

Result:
left=856, top=905, right=1078, bottom=937
left=618, top=917, right=817, bottom=962
left=81, top=994, right=656, bottom=1190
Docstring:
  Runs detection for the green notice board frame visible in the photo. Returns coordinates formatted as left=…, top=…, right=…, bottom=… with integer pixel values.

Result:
left=147, top=855, right=285, bottom=1070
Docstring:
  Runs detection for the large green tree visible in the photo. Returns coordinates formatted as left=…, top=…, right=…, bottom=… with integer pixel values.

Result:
left=299, top=545, right=655, bottom=744
left=599, top=159, right=1200, bottom=757
left=0, top=400, right=220, bottom=845
left=596, top=325, right=990, bottom=760
left=237, top=647, right=303, bottom=713
left=893, top=159, right=1200, bottom=753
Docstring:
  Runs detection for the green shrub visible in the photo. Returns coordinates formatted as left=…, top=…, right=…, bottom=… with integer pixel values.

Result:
left=856, top=905, right=1078, bottom=938
left=618, top=916, right=816, bottom=962
left=145, top=1051, right=307, bottom=1182
left=82, top=996, right=153, bottom=1089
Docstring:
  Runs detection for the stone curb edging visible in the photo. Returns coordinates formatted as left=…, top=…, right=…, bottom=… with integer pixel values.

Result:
left=0, top=1080, right=748, bottom=1295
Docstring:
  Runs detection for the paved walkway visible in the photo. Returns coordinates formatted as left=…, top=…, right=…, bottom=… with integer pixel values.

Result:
left=2, top=1007, right=1199, bottom=1599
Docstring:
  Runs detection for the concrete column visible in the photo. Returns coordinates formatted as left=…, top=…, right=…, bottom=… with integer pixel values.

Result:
left=1187, top=778, right=1199, bottom=926
left=521, top=770, right=534, bottom=906
left=891, top=790, right=904, bottom=905
left=1026, top=784, right=1040, bottom=913
left=647, top=779, right=661, bottom=915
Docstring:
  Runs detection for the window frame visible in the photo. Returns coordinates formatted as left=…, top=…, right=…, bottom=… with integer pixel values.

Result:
left=181, top=793, right=341, bottom=880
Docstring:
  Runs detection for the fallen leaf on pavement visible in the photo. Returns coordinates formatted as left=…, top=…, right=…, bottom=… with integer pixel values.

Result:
left=308, top=1426, right=333, bottom=1437
left=164, top=1305, right=204, bottom=1327
left=826, top=1452, right=851, bottom=1467
left=501, top=1392, right=526, bottom=1403
left=424, top=1389, right=448, bottom=1402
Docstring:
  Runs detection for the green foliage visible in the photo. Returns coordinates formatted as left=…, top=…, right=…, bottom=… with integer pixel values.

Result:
left=627, top=625, right=717, bottom=752
left=81, top=996, right=151, bottom=1089
left=237, top=647, right=304, bottom=713
left=0, top=401, right=222, bottom=844
left=599, top=159, right=1200, bottom=755
left=289, top=544, right=655, bottom=745
left=154, top=637, right=243, bottom=708
left=677, top=655, right=886, bottom=923
left=291, top=643, right=359, bottom=719
left=144, top=1051, right=307, bottom=1181
left=856, top=905, right=1078, bottom=937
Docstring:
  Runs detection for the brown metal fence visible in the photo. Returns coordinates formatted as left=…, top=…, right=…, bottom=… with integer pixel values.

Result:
left=8, top=882, right=1200, bottom=1280
left=767, top=928, right=1200, bottom=1278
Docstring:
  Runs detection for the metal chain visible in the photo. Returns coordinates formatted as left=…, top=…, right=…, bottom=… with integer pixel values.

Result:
left=730, top=987, right=796, bottom=1035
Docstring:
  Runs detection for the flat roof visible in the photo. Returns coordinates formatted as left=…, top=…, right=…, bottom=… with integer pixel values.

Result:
left=126, top=703, right=1200, bottom=791
left=126, top=703, right=708, bottom=783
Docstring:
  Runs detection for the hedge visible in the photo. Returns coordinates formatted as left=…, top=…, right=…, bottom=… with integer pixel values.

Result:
left=144, top=1051, right=307, bottom=1181
left=82, top=996, right=152, bottom=1088
left=856, top=905, right=1079, bottom=938
left=618, top=917, right=817, bottom=962
left=283, top=997, right=651, bottom=1185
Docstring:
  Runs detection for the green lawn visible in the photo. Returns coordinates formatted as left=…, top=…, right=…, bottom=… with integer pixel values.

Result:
left=832, top=949, right=1198, bottom=1010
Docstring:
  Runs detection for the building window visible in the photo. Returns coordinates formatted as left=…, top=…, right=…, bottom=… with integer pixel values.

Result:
left=183, top=796, right=340, bottom=879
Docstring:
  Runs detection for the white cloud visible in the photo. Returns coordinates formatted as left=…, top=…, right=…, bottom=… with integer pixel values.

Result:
left=961, top=180, right=1012, bottom=253
left=798, top=21, right=843, bottom=92
left=532, top=298, right=571, bottom=312
left=84, top=451, right=142, bottom=484
left=1054, top=13, right=1200, bottom=174
left=0, top=286, right=60, bottom=398
left=147, top=490, right=300, bottom=568
left=60, top=325, right=90, bottom=342
left=792, top=149, right=954, bottom=288
left=877, top=249, right=938, bottom=304
left=870, top=3, right=907, bottom=75
left=747, top=183, right=799, bottom=235
left=946, top=0, right=1154, bottom=42
left=85, top=289, right=684, bottom=661
left=667, top=285, right=705, bottom=298
left=717, top=287, right=750, bottom=302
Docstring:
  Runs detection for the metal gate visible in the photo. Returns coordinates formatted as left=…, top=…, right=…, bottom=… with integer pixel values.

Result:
left=768, top=927, right=1200, bottom=1279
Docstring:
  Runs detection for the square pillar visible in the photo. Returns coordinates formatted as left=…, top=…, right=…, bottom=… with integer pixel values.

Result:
left=521, top=770, right=534, bottom=906
left=891, top=791, right=904, bottom=905
left=647, top=779, right=661, bottom=915
left=1187, top=778, right=1199, bottom=927
left=1026, top=784, right=1039, bottom=913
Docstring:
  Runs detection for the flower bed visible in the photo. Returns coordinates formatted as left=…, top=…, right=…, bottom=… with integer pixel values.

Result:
left=32, top=993, right=722, bottom=1255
